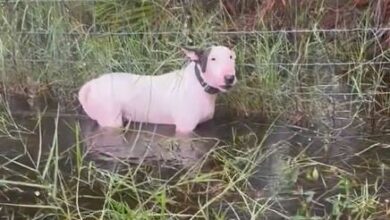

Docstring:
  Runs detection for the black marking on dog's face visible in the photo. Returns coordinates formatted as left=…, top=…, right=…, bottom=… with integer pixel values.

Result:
left=182, top=46, right=211, bottom=73
left=199, top=48, right=211, bottom=73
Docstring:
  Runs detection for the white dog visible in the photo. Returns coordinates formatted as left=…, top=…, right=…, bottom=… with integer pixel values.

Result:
left=78, top=45, right=237, bottom=135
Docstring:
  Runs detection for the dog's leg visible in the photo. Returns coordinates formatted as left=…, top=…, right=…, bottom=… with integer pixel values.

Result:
left=96, top=109, right=123, bottom=128
left=174, top=122, right=200, bottom=165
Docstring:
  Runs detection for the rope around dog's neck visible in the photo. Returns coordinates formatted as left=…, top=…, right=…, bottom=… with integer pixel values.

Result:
left=194, top=63, right=220, bottom=95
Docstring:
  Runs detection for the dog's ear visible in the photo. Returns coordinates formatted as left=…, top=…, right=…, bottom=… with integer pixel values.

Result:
left=181, top=47, right=203, bottom=61
left=181, top=46, right=212, bottom=73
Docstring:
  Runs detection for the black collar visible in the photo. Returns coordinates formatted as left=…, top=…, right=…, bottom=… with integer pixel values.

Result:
left=194, top=63, right=220, bottom=94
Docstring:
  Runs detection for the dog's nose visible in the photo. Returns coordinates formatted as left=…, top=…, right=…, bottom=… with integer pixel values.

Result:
left=224, top=75, right=235, bottom=84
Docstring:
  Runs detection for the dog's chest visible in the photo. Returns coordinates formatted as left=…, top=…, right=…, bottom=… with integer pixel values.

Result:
left=197, top=97, right=216, bottom=123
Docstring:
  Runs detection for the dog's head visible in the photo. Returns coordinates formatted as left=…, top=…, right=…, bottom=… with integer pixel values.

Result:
left=182, top=45, right=237, bottom=92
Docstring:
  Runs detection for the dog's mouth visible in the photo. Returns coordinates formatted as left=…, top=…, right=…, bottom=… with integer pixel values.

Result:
left=220, top=84, right=234, bottom=91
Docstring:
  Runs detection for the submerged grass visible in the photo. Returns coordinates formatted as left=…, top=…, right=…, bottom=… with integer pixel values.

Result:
left=0, top=0, right=390, bottom=219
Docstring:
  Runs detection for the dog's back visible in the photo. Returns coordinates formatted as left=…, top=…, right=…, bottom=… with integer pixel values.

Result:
left=78, top=72, right=184, bottom=126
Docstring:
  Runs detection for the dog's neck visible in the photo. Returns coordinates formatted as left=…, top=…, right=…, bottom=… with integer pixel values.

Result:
left=193, top=63, right=220, bottom=95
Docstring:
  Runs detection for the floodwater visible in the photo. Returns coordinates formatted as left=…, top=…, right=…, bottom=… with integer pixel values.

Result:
left=0, top=86, right=389, bottom=219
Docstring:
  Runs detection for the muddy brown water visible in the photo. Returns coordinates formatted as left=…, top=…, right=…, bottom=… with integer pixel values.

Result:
left=0, top=92, right=389, bottom=219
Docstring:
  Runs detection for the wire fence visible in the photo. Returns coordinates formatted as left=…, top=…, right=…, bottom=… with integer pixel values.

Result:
left=2, top=17, right=390, bottom=65
left=1, top=0, right=390, bottom=102
left=4, top=27, right=390, bottom=36
left=4, top=58, right=390, bottom=67
left=0, top=1, right=388, bottom=142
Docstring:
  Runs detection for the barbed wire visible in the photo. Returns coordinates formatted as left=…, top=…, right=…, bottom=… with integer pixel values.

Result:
left=5, top=58, right=390, bottom=67
left=241, top=61, right=390, bottom=67
left=2, top=27, right=390, bottom=36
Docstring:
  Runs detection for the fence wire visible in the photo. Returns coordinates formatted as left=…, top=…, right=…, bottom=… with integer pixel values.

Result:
left=4, top=27, right=390, bottom=36
left=5, top=58, right=390, bottom=67
left=1, top=0, right=390, bottom=98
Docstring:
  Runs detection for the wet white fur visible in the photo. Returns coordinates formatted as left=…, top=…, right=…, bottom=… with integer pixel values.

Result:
left=78, top=46, right=236, bottom=134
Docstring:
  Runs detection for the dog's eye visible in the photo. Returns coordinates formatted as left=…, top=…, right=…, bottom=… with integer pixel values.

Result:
left=230, top=55, right=233, bottom=59
left=211, top=58, right=216, bottom=61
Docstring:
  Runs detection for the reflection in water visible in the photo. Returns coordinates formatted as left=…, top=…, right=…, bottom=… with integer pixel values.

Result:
left=81, top=115, right=268, bottom=169
left=83, top=125, right=217, bottom=167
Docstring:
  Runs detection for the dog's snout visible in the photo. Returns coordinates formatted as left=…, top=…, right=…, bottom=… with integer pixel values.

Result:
left=224, top=75, right=235, bottom=84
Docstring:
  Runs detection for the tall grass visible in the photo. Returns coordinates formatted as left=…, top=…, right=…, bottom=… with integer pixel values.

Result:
left=1, top=0, right=388, bottom=118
